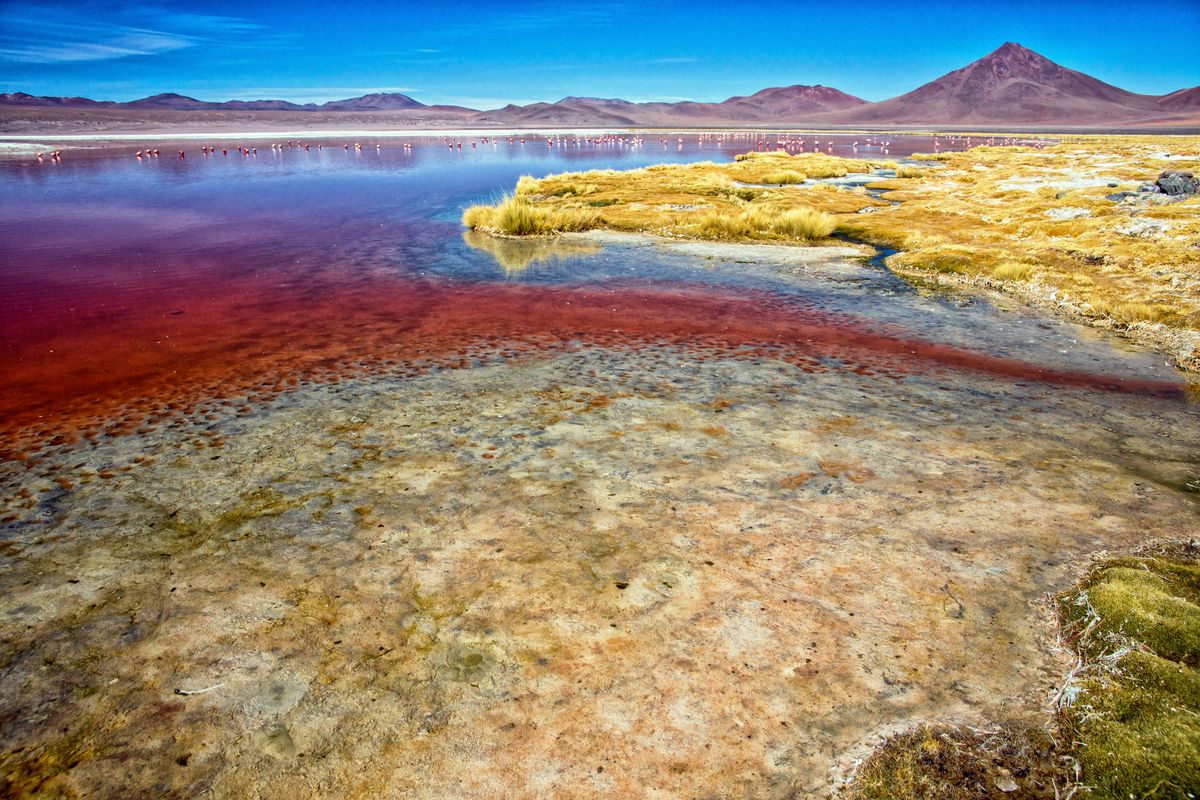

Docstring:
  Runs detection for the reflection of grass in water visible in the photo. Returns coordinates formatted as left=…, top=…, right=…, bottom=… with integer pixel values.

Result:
left=462, top=229, right=602, bottom=276
left=848, top=545, right=1200, bottom=800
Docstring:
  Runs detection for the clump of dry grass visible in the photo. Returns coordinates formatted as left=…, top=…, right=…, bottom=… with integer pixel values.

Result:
left=761, top=170, right=807, bottom=185
left=517, top=174, right=605, bottom=198
left=991, top=261, right=1034, bottom=281
left=697, top=211, right=757, bottom=239
left=799, top=162, right=851, bottom=179
left=773, top=207, right=836, bottom=239
left=514, top=174, right=539, bottom=194
left=462, top=195, right=600, bottom=235
left=461, top=204, right=495, bottom=230
left=697, top=174, right=740, bottom=196
left=544, top=182, right=600, bottom=197
left=1087, top=300, right=1178, bottom=325
left=894, top=165, right=926, bottom=179
left=732, top=151, right=869, bottom=180
left=490, top=194, right=544, bottom=235
left=694, top=205, right=836, bottom=241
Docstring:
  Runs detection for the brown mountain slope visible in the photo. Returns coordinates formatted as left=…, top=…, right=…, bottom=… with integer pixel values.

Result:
left=0, top=92, right=116, bottom=108
left=318, top=93, right=426, bottom=111
left=827, top=42, right=1167, bottom=125
left=472, top=85, right=866, bottom=126
left=1158, top=87, right=1200, bottom=111
left=720, top=85, right=866, bottom=117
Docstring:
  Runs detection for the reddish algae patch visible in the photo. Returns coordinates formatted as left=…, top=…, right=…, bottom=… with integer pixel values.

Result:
left=1, top=264, right=1186, bottom=462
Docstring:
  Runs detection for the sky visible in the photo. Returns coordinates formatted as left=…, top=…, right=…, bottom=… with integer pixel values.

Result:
left=2, top=0, right=1197, bottom=106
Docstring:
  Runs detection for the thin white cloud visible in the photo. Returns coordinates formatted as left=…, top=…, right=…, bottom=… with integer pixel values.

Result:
left=0, top=3, right=269, bottom=64
left=0, top=30, right=195, bottom=63
left=153, top=12, right=267, bottom=34
left=350, top=48, right=451, bottom=61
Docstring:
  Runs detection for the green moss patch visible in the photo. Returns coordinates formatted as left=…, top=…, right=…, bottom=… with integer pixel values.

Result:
left=1057, top=549, right=1200, bottom=799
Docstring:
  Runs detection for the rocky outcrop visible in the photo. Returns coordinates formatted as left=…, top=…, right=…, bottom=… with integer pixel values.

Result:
left=1156, top=171, right=1199, bottom=196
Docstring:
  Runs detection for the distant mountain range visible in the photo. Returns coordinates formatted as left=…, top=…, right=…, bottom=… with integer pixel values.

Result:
left=472, top=85, right=867, bottom=126
left=0, top=90, right=474, bottom=114
left=2, top=44, right=1196, bottom=128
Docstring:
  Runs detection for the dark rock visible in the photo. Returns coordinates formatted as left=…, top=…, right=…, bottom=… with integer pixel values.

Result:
left=1106, top=182, right=1119, bottom=188
left=1156, top=171, right=1198, bottom=196
left=1138, top=183, right=1160, bottom=193
left=1105, top=191, right=1137, bottom=202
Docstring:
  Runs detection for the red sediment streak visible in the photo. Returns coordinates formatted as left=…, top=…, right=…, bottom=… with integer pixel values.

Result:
left=0, top=267, right=1184, bottom=463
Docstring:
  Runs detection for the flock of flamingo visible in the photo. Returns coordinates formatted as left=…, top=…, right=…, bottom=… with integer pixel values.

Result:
left=27, top=131, right=1045, bottom=164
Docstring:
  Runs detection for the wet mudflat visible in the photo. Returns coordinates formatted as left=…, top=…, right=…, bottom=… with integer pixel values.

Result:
left=0, top=135, right=1196, bottom=798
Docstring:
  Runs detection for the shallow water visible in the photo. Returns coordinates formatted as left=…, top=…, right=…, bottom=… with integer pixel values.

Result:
left=0, top=133, right=1196, bottom=798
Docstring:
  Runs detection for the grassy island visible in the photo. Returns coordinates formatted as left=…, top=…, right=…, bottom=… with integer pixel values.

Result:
left=464, top=138, right=1200, bottom=371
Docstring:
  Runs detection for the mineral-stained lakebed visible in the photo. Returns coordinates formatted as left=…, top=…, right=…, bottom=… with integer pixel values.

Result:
left=0, top=133, right=1197, bottom=798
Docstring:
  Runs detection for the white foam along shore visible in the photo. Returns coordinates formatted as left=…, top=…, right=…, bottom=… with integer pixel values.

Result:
left=0, top=142, right=57, bottom=154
